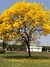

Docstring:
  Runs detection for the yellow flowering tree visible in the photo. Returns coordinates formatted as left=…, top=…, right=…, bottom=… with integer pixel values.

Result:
left=0, top=1, right=50, bottom=56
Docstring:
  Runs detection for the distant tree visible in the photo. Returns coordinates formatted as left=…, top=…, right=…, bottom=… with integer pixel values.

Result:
left=0, top=1, right=50, bottom=56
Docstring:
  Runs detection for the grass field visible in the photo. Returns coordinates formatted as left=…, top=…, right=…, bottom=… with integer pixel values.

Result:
left=0, top=51, right=50, bottom=67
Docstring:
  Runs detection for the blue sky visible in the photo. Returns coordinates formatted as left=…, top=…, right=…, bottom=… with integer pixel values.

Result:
left=0, top=0, right=50, bottom=14
left=0, top=0, right=50, bottom=46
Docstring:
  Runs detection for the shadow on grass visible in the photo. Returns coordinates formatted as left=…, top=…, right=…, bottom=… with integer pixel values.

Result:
left=3, top=55, right=50, bottom=59
left=1, top=51, right=50, bottom=59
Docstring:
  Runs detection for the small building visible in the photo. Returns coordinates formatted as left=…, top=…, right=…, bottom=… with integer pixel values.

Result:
left=26, top=46, right=42, bottom=52
left=26, top=41, right=42, bottom=52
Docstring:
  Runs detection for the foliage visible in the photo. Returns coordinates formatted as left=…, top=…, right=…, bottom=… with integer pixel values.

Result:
left=42, top=46, right=50, bottom=52
left=6, top=44, right=26, bottom=51
left=0, top=1, right=50, bottom=41
left=0, top=48, right=5, bottom=53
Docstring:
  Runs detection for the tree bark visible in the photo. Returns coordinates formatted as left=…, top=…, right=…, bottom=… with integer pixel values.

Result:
left=2, top=41, right=6, bottom=53
left=27, top=41, right=31, bottom=57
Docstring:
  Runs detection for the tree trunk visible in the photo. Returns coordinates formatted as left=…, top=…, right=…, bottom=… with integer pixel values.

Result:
left=2, top=41, right=6, bottom=53
left=27, top=42, right=31, bottom=57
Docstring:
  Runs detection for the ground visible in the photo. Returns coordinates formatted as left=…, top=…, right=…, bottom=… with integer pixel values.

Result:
left=0, top=51, right=50, bottom=67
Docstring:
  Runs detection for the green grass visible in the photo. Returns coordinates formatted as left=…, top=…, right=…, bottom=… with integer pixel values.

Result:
left=0, top=51, right=50, bottom=67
